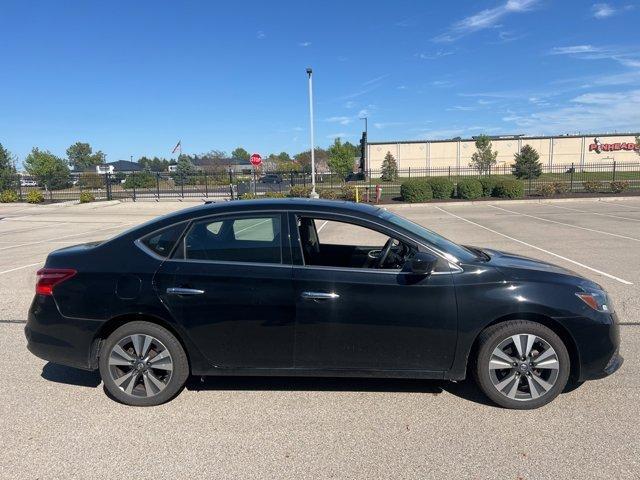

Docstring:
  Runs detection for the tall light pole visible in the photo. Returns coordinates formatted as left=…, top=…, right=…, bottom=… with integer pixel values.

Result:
left=306, top=67, right=319, bottom=198
left=360, top=115, right=368, bottom=171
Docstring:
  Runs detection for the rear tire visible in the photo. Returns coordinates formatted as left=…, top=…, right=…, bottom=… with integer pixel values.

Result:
left=99, top=321, right=189, bottom=406
left=473, top=320, right=570, bottom=409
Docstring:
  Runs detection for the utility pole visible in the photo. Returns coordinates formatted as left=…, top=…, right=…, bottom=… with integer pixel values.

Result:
left=306, top=67, right=319, bottom=198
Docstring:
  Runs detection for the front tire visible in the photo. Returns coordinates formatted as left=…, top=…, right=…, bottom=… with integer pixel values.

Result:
left=99, top=321, right=189, bottom=406
left=473, top=320, right=570, bottom=409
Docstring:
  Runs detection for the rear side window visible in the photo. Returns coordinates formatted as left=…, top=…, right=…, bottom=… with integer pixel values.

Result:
left=183, top=215, right=281, bottom=264
left=140, top=223, right=186, bottom=258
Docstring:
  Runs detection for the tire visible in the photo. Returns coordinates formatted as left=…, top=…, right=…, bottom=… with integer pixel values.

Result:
left=473, top=320, right=570, bottom=410
left=99, top=321, right=189, bottom=406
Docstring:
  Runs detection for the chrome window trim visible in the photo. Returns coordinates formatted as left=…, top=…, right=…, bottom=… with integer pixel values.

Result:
left=135, top=207, right=464, bottom=274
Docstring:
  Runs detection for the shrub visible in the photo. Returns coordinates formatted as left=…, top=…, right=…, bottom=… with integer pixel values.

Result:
left=610, top=181, right=630, bottom=194
left=78, top=173, right=104, bottom=189
left=263, top=191, right=286, bottom=198
left=26, top=190, right=44, bottom=204
left=456, top=179, right=483, bottom=199
left=239, top=192, right=257, bottom=200
left=535, top=183, right=555, bottom=197
left=79, top=191, right=95, bottom=203
left=400, top=179, right=433, bottom=203
left=552, top=182, right=569, bottom=194
left=0, top=190, right=18, bottom=203
left=427, top=177, right=455, bottom=199
left=288, top=185, right=312, bottom=198
left=583, top=180, right=604, bottom=193
left=123, top=172, right=156, bottom=189
left=493, top=179, right=524, bottom=199
left=477, top=177, right=497, bottom=197
left=341, top=184, right=357, bottom=201
left=319, top=189, right=341, bottom=200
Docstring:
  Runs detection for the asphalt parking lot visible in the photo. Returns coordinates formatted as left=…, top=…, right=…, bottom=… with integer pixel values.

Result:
left=1, top=198, right=639, bottom=479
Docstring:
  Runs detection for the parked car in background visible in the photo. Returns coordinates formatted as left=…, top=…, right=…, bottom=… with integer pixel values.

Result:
left=345, top=171, right=365, bottom=182
left=259, top=173, right=283, bottom=184
left=25, top=199, right=622, bottom=408
left=20, top=178, right=38, bottom=187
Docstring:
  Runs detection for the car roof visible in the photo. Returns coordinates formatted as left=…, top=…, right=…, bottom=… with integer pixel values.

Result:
left=112, top=198, right=384, bottom=242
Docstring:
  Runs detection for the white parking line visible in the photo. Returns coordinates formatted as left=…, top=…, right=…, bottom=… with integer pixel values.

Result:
left=0, top=223, right=131, bottom=252
left=435, top=206, right=633, bottom=285
left=488, top=204, right=640, bottom=243
left=599, top=201, right=640, bottom=211
left=548, top=204, right=640, bottom=222
left=0, top=221, right=72, bottom=237
left=317, top=221, right=329, bottom=233
left=0, top=262, right=43, bottom=275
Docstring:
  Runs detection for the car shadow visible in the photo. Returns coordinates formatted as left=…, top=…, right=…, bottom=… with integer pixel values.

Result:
left=39, top=363, right=509, bottom=408
left=187, top=375, right=495, bottom=406
left=41, top=362, right=101, bottom=388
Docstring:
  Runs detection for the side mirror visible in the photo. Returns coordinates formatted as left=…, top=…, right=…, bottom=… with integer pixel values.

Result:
left=404, top=252, right=438, bottom=275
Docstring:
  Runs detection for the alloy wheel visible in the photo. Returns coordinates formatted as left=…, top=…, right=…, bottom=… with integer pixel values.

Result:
left=107, top=334, right=174, bottom=398
left=489, top=334, right=560, bottom=401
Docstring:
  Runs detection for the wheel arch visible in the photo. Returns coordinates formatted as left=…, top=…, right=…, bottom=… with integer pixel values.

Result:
left=89, top=313, right=192, bottom=371
left=465, top=313, right=581, bottom=383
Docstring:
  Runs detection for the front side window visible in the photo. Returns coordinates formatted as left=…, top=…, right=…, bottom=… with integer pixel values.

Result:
left=183, top=215, right=282, bottom=264
left=296, top=216, right=416, bottom=270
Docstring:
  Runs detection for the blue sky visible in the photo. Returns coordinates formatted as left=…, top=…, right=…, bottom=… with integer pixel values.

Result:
left=1, top=0, right=639, bottom=164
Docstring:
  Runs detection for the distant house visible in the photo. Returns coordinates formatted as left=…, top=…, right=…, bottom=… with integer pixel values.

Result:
left=191, top=157, right=253, bottom=174
left=76, top=160, right=144, bottom=175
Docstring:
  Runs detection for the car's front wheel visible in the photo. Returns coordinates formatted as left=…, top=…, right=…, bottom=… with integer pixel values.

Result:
left=99, top=321, right=189, bottom=406
left=474, top=320, right=570, bottom=409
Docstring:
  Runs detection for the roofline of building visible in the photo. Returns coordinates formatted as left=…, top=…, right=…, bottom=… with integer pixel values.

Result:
left=368, top=132, right=640, bottom=145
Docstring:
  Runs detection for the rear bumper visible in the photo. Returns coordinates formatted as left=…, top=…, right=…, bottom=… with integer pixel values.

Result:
left=25, top=295, right=102, bottom=371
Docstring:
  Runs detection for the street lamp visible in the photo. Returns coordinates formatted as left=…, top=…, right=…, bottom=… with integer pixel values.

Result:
left=306, top=67, right=319, bottom=198
left=359, top=115, right=368, bottom=172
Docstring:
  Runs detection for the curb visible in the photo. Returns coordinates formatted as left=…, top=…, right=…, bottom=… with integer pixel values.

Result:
left=385, top=196, right=640, bottom=209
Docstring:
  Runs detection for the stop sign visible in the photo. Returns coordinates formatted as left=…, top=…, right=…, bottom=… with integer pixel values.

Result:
left=250, top=153, right=262, bottom=167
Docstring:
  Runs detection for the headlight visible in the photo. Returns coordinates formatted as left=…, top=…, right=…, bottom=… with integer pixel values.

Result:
left=576, top=288, right=613, bottom=313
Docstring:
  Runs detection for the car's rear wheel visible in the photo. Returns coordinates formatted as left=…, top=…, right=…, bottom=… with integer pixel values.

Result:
left=99, top=321, right=189, bottom=406
left=474, top=320, right=570, bottom=409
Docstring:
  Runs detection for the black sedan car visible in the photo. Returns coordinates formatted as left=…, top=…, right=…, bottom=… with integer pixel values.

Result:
left=259, top=173, right=283, bottom=184
left=26, top=199, right=622, bottom=408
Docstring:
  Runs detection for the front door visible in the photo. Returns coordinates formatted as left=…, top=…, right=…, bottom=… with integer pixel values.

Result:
left=290, top=213, right=458, bottom=373
left=154, top=212, right=295, bottom=369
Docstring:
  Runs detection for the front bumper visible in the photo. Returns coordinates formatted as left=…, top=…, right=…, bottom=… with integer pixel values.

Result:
left=25, top=295, right=102, bottom=371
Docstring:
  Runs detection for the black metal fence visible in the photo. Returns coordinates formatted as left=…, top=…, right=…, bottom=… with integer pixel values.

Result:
left=7, top=161, right=640, bottom=202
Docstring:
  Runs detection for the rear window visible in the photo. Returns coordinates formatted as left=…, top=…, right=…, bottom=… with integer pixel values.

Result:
left=140, top=223, right=186, bottom=258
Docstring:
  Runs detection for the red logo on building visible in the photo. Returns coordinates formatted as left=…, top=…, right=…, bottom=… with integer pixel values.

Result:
left=589, top=137, right=639, bottom=154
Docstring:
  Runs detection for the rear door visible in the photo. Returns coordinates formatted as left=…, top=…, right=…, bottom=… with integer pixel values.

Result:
left=154, top=212, right=295, bottom=369
left=290, top=212, right=458, bottom=373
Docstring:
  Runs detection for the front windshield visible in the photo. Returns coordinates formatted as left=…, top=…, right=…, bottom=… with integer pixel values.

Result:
left=378, top=209, right=478, bottom=263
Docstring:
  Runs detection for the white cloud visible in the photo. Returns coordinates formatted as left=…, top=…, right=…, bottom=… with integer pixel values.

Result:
left=325, top=116, right=352, bottom=125
left=433, top=0, right=539, bottom=42
left=550, top=45, right=598, bottom=55
left=549, top=44, right=640, bottom=70
left=397, top=85, right=408, bottom=90
left=415, top=50, right=454, bottom=60
left=592, top=3, right=616, bottom=18
left=447, top=105, right=475, bottom=111
left=502, top=89, right=640, bottom=134
left=299, top=41, right=311, bottom=47
left=256, top=30, right=266, bottom=40
left=362, top=74, right=390, bottom=86
left=357, top=109, right=370, bottom=117
left=344, top=101, right=356, bottom=108
left=373, top=122, right=406, bottom=130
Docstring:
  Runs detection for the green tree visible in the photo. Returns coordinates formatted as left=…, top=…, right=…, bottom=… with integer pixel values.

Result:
left=24, top=148, right=70, bottom=191
left=327, top=139, right=354, bottom=179
left=66, top=142, right=105, bottom=170
left=469, top=135, right=498, bottom=174
left=172, top=155, right=195, bottom=185
left=512, top=145, right=542, bottom=180
left=380, top=151, right=399, bottom=181
left=0, top=143, right=17, bottom=191
left=231, top=147, right=250, bottom=161
left=294, top=148, right=328, bottom=172
left=636, top=136, right=640, bottom=157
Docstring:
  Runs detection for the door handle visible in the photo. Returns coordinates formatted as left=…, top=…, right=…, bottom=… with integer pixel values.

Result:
left=166, top=287, right=205, bottom=296
left=301, top=291, right=340, bottom=300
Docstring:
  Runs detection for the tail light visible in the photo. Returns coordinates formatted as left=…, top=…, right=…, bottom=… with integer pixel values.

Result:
left=36, top=268, right=77, bottom=296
